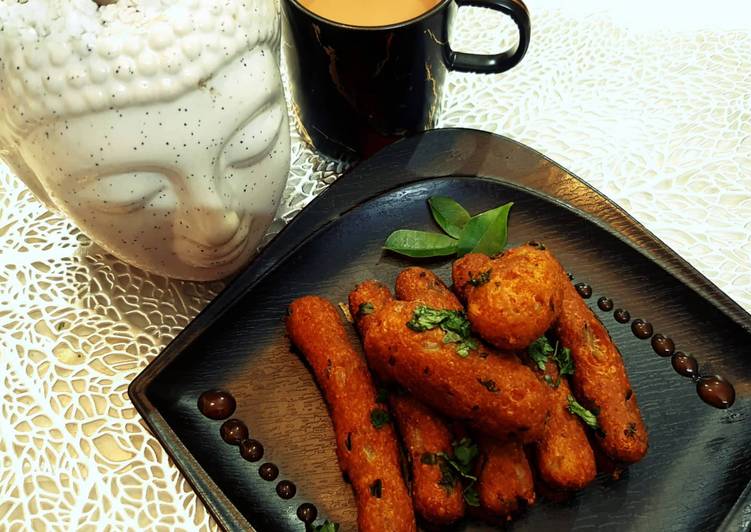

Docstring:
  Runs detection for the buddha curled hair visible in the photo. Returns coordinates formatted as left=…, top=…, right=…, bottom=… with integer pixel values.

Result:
left=0, top=0, right=280, bottom=147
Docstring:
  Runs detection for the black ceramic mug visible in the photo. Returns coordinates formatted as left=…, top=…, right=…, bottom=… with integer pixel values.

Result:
left=282, top=0, right=530, bottom=160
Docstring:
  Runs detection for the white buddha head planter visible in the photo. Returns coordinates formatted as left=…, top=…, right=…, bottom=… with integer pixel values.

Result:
left=0, top=0, right=290, bottom=281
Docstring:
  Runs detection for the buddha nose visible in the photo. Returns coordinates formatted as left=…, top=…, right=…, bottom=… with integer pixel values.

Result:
left=192, top=208, right=241, bottom=247
left=179, top=168, right=242, bottom=247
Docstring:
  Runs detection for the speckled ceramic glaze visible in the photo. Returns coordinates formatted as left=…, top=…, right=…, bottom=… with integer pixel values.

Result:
left=0, top=0, right=290, bottom=281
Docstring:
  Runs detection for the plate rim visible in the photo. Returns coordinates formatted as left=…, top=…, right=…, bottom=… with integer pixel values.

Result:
left=128, top=127, right=751, bottom=532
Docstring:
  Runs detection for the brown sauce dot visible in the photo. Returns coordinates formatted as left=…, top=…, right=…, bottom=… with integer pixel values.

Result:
left=650, top=334, right=675, bottom=357
left=259, top=462, right=279, bottom=481
left=276, top=480, right=296, bottom=499
left=296, top=503, right=318, bottom=523
left=220, top=419, right=248, bottom=445
left=597, top=296, right=614, bottom=311
left=574, top=282, right=592, bottom=298
left=696, top=375, right=735, bottom=409
left=198, top=390, right=236, bottom=420
left=240, top=439, right=264, bottom=462
left=614, top=308, right=631, bottom=323
left=671, top=351, right=698, bottom=379
left=631, top=319, right=653, bottom=339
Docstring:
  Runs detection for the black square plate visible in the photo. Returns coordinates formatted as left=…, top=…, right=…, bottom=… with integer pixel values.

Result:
left=129, top=129, right=751, bottom=532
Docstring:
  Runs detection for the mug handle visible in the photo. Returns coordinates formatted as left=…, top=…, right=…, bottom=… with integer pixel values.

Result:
left=447, top=0, right=531, bottom=73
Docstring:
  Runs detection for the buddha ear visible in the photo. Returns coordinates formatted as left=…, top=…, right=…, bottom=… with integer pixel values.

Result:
left=1, top=148, right=57, bottom=210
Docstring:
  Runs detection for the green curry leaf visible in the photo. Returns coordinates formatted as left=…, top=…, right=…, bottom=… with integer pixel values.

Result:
left=383, top=197, right=513, bottom=259
left=456, top=202, right=513, bottom=257
left=428, top=196, right=471, bottom=239
left=383, top=229, right=458, bottom=258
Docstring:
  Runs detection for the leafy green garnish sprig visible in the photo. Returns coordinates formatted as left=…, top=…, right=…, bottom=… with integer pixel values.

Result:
left=384, top=196, right=513, bottom=258
left=422, top=437, right=481, bottom=507
left=567, top=395, right=600, bottom=430
left=407, top=306, right=478, bottom=357
left=311, top=520, right=339, bottom=532
left=527, top=336, right=574, bottom=387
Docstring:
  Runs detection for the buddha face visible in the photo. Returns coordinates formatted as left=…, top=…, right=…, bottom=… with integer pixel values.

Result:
left=18, top=45, right=290, bottom=281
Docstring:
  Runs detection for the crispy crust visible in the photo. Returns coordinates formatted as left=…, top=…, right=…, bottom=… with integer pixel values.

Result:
left=286, top=296, right=416, bottom=532
left=389, top=394, right=465, bottom=525
left=452, top=246, right=564, bottom=350
left=349, top=281, right=551, bottom=442
left=475, top=436, right=536, bottom=519
left=395, top=267, right=464, bottom=311
left=530, top=359, right=597, bottom=491
left=555, top=279, right=649, bottom=464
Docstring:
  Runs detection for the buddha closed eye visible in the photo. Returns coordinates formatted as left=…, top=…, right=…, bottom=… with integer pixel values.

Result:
left=81, top=171, right=168, bottom=215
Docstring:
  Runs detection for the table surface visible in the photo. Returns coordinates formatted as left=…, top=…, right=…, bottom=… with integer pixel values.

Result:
left=1, top=1, right=750, bottom=530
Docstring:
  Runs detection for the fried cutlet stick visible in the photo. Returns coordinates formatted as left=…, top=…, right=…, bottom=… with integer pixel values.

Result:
left=394, top=266, right=464, bottom=310
left=286, top=296, right=416, bottom=532
left=389, top=393, right=465, bottom=526
left=555, top=277, right=648, bottom=464
left=474, top=436, right=536, bottom=521
left=452, top=244, right=563, bottom=350
left=529, top=357, right=597, bottom=491
left=348, top=276, right=550, bottom=443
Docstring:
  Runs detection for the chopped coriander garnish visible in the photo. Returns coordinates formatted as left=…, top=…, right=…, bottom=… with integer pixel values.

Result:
left=528, top=336, right=575, bottom=386
left=442, top=330, right=462, bottom=344
left=313, top=521, right=340, bottom=532
left=468, top=269, right=491, bottom=287
left=477, top=378, right=499, bottom=393
left=407, top=306, right=471, bottom=336
left=528, top=336, right=555, bottom=371
left=455, top=338, right=477, bottom=358
left=369, top=478, right=383, bottom=498
left=407, top=306, right=477, bottom=357
left=452, top=438, right=479, bottom=471
left=463, top=485, right=480, bottom=507
left=358, top=302, right=375, bottom=316
left=438, top=460, right=456, bottom=493
left=434, top=438, right=480, bottom=502
left=370, top=408, right=390, bottom=429
left=553, top=346, right=574, bottom=378
left=437, top=438, right=479, bottom=482
left=567, top=395, right=599, bottom=430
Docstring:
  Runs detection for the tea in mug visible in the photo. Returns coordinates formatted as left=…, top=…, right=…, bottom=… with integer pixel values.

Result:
left=298, top=0, right=442, bottom=27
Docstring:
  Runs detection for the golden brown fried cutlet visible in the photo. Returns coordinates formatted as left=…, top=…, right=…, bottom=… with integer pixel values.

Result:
left=389, top=394, right=465, bottom=526
left=474, top=436, right=536, bottom=520
left=349, top=279, right=551, bottom=443
left=395, top=266, right=464, bottom=311
left=452, top=245, right=564, bottom=350
left=555, top=277, right=648, bottom=464
left=529, top=358, right=597, bottom=491
left=286, top=296, right=416, bottom=532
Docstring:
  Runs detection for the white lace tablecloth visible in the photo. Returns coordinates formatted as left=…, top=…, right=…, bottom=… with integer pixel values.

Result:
left=1, top=1, right=750, bottom=530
